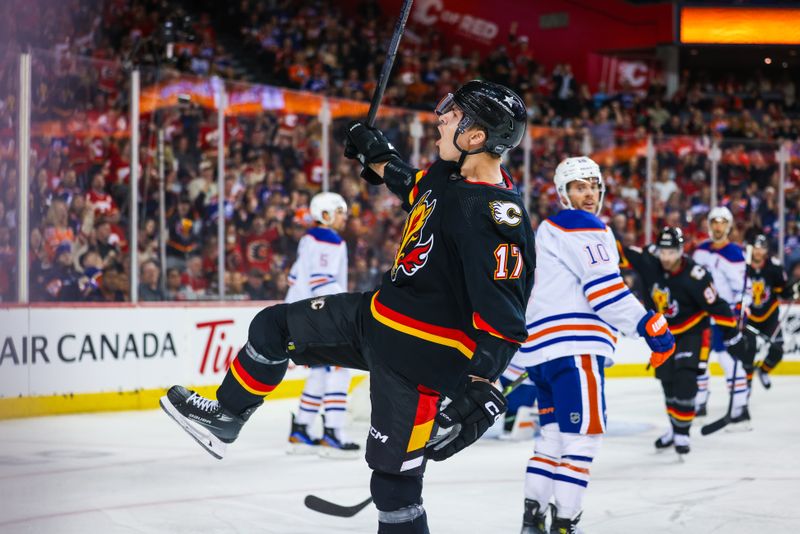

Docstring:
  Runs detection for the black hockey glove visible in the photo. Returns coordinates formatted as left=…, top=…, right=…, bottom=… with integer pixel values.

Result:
left=426, top=379, right=507, bottom=462
left=344, top=121, right=400, bottom=185
left=724, top=331, right=750, bottom=362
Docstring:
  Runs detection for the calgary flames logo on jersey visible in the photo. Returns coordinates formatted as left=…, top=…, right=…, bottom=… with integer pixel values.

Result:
left=392, top=190, right=436, bottom=281
left=651, top=284, right=679, bottom=318
left=751, top=278, right=770, bottom=307
left=489, top=200, right=522, bottom=226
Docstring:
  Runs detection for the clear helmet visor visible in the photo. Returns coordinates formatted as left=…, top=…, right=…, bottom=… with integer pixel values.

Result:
left=435, top=93, right=456, bottom=116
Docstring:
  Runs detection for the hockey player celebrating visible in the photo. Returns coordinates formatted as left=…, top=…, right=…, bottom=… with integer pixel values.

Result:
left=744, top=234, right=787, bottom=390
left=517, top=156, right=675, bottom=534
left=692, top=207, right=748, bottom=417
left=160, top=80, right=535, bottom=534
left=284, top=192, right=361, bottom=456
left=619, top=227, right=749, bottom=454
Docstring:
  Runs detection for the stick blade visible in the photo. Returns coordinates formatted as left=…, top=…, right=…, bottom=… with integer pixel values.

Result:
left=304, top=495, right=373, bottom=517
left=701, top=415, right=730, bottom=435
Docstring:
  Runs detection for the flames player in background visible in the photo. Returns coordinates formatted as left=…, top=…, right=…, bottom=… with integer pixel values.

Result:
left=284, top=192, right=361, bottom=456
left=618, top=227, right=749, bottom=455
left=745, top=234, right=787, bottom=390
left=692, top=207, right=748, bottom=418
left=160, top=80, right=535, bottom=534
left=517, top=156, right=675, bottom=534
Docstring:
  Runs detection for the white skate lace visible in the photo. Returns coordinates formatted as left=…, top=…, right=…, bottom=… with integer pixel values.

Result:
left=188, top=393, right=219, bottom=413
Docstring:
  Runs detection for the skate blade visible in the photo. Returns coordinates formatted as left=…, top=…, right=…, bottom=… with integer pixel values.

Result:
left=725, top=422, right=753, bottom=433
left=160, top=396, right=227, bottom=460
left=286, top=442, right=320, bottom=455
left=316, top=446, right=361, bottom=460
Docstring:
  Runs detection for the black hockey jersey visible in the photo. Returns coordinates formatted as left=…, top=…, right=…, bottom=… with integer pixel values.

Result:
left=369, top=159, right=535, bottom=395
left=747, top=258, right=786, bottom=323
left=619, top=245, right=737, bottom=336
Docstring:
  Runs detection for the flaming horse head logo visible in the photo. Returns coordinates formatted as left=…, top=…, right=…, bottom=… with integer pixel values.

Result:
left=392, top=190, right=436, bottom=281
left=751, top=278, right=769, bottom=307
left=651, top=285, right=678, bottom=318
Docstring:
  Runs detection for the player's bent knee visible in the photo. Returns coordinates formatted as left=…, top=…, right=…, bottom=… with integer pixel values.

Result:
left=248, top=304, right=291, bottom=361
left=534, top=423, right=562, bottom=457
left=370, top=471, right=423, bottom=511
left=560, top=432, right=602, bottom=459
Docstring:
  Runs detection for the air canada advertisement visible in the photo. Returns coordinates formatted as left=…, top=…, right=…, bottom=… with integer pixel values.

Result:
left=0, top=304, right=315, bottom=398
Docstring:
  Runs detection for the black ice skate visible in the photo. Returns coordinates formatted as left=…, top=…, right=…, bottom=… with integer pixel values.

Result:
left=654, top=430, right=673, bottom=450
left=520, top=499, right=547, bottom=534
left=160, top=385, right=260, bottom=459
left=726, top=406, right=752, bottom=432
left=757, top=367, right=772, bottom=389
left=287, top=414, right=320, bottom=455
left=674, top=434, right=690, bottom=457
left=696, top=402, right=708, bottom=417
left=549, top=506, right=582, bottom=534
left=317, top=421, right=361, bottom=459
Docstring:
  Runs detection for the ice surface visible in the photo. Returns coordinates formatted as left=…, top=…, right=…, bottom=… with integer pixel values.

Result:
left=1, top=376, right=798, bottom=533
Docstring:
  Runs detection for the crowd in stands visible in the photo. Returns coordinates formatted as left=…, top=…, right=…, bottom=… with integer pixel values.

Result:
left=1, top=0, right=800, bottom=303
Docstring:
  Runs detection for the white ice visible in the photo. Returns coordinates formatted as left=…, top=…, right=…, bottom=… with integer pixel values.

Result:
left=1, top=375, right=799, bottom=533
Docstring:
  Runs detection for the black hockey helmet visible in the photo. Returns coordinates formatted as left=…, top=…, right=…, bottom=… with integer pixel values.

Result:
left=656, top=226, right=684, bottom=249
left=753, top=234, right=769, bottom=250
left=435, top=80, right=527, bottom=165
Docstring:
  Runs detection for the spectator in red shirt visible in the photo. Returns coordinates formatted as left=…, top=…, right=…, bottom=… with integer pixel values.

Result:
left=86, top=172, right=118, bottom=218
left=242, top=216, right=277, bottom=273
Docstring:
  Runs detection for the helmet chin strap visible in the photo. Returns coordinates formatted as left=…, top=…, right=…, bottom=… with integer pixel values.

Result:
left=452, top=124, right=487, bottom=170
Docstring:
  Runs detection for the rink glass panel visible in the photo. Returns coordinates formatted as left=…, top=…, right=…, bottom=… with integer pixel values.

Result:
left=0, top=46, right=20, bottom=302
left=28, top=49, right=133, bottom=302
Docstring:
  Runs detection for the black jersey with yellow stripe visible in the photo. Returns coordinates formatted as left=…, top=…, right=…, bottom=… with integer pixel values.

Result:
left=747, top=258, right=786, bottom=323
left=369, top=158, right=535, bottom=395
left=619, top=245, right=737, bottom=336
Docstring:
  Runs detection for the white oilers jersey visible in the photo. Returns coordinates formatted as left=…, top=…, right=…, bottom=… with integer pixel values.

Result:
left=285, top=227, right=348, bottom=303
left=692, top=240, right=745, bottom=307
left=514, top=210, right=647, bottom=368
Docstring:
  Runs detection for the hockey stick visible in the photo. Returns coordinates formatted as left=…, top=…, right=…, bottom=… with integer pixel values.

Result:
left=745, top=306, right=789, bottom=346
left=702, top=245, right=752, bottom=436
left=366, top=0, right=414, bottom=127
left=304, top=494, right=373, bottom=518
left=304, top=368, right=531, bottom=517
left=503, top=370, right=530, bottom=396
left=745, top=324, right=777, bottom=346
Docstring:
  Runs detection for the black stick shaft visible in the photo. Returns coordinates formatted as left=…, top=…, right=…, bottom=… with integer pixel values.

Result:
left=502, top=370, right=529, bottom=396
left=366, top=0, right=414, bottom=127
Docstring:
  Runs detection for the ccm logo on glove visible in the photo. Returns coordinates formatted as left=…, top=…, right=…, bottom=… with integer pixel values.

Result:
left=484, top=401, right=502, bottom=421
